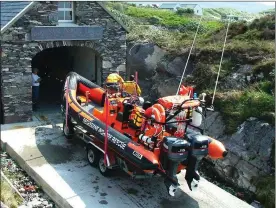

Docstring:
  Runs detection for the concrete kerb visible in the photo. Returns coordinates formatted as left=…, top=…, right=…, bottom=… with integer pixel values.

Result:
left=1, top=116, right=73, bottom=208
left=4, top=141, right=73, bottom=208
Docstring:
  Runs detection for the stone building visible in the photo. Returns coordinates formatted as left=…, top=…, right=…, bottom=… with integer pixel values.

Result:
left=1, top=1, right=128, bottom=124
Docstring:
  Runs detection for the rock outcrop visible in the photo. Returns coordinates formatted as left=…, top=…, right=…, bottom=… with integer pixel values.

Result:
left=203, top=113, right=275, bottom=192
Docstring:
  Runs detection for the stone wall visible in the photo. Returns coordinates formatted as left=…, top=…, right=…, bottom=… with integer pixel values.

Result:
left=75, top=1, right=127, bottom=80
left=1, top=1, right=127, bottom=124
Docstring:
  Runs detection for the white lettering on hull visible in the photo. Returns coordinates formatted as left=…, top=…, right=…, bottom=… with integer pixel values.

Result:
left=83, top=118, right=127, bottom=150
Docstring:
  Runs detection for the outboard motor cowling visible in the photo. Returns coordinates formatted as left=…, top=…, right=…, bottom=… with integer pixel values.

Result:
left=187, top=134, right=209, bottom=159
left=184, top=131, right=209, bottom=191
left=160, top=136, right=190, bottom=196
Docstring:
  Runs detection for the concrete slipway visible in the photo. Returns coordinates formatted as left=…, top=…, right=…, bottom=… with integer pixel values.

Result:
left=1, top=109, right=253, bottom=208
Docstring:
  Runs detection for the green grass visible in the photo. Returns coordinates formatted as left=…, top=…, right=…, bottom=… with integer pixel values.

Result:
left=127, top=26, right=275, bottom=55
left=215, top=90, right=275, bottom=134
left=127, top=25, right=195, bottom=51
left=108, top=4, right=275, bottom=137
left=253, top=176, right=275, bottom=208
left=108, top=3, right=274, bottom=56
left=203, top=7, right=259, bottom=20
left=1, top=178, right=23, bottom=208
left=109, top=3, right=224, bottom=32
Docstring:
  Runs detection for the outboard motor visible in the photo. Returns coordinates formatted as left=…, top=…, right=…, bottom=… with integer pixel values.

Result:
left=184, top=129, right=209, bottom=191
left=160, top=136, right=190, bottom=196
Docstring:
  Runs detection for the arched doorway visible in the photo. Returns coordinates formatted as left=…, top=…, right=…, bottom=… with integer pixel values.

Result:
left=31, top=46, right=102, bottom=111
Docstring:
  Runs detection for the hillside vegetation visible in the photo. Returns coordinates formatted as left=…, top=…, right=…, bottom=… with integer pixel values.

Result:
left=107, top=2, right=275, bottom=133
left=203, top=8, right=260, bottom=20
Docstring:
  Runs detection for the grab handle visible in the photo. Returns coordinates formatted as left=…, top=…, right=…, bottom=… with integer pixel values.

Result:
left=85, top=91, right=90, bottom=106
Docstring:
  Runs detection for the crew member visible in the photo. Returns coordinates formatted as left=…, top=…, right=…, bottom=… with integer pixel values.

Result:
left=105, top=72, right=124, bottom=96
left=32, top=68, right=42, bottom=111
left=123, top=75, right=142, bottom=96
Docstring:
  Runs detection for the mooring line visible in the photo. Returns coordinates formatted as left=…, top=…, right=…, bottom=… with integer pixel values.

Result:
left=176, top=15, right=203, bottom=95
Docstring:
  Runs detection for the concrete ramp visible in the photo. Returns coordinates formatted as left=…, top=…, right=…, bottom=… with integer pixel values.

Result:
left=1, top=112, right=253, bottom=208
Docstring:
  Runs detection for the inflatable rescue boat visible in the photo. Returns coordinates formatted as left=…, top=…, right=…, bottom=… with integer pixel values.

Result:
left=61, top=72, right=228, bottom=196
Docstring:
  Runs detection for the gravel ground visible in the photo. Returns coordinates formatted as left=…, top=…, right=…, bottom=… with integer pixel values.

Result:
left=1, top=151, right=57, bottom=208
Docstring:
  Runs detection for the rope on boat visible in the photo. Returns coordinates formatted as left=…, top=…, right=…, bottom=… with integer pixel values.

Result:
left=176, top=15, right=203, bottom=95
left=135, top=71, right=138, bottom=96
left=209, top=19, right=231, bottom=110
left=104, top=91, right=109, bottom=166
left=65, top=77, right=69, bottom=130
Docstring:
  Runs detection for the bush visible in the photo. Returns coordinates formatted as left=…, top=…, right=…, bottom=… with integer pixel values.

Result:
left=108, top=2, right=128, bottom=12
left=249, top=15, right=275, bottom=31
left=228, top=21, right=248, bottom=38
left=253, top=176, right=275, bottom=208
left=255, top=81, right=274, bottom=94
left=234, top=29, right=262, bottom=40
left=215, top=90, right=275, bottom=134
left=176, top=8, right=194, bottom=16
left=261, top=28, right=275, bottom=40
left=179, top=21, right=207, bottom=33
left=148, top=16, right=162, bottom=25
left=253, top=59, right=275, bottom=79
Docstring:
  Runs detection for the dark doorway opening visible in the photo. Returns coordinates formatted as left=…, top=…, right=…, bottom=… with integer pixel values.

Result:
left=31, top=46, right=102, bottom=112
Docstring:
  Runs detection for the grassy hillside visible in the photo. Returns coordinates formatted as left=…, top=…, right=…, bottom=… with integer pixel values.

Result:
left=107, top=2, right=224, bottom=32
left=259, top=8, right=275, bottom=15
left=203, top=8, right=260, bottom=20
left=107, top=2, right=275, bottom=133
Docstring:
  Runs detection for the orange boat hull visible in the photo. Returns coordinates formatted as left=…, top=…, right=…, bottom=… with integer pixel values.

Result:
left=208, top=138, right=228, bottom=159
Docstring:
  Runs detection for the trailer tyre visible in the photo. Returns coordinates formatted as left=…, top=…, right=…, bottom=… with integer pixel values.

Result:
left=98, top=155, right=111, bottom=176
left=87, top=145, right=100, bottom=167
left=63, top=118, right=74, bottom=140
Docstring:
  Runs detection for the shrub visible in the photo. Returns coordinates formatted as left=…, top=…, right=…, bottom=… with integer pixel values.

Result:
left=261, top=28, right=275, bottom=40
left=249, top=15, right=275, bottom=31
left=179, top=21, right=207, bottom=33
left=253, top=176, right=275, bottom=208
left=148, top=16, right=162, bottom=25
left=176, top=8, right=194, bottom=16
left=108, top=2, right=128, bottom=12
left=215, top=90, right=275, bottom=134
left=234, top=29, right=262, bottom=40
left=254, top=81, right=274, bottom=94
left=253, top=59, right=275, bottom=79
left=228, top=21, right=248, bottom=38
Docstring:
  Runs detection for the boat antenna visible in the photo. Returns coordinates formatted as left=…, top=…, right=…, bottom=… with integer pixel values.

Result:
left=208, top=14, right=231, bottom=111
left=176, top=14, right=203, bottom=95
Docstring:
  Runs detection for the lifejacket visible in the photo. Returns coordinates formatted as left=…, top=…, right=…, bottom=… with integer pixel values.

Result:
left=142, top=104, right=166, bottom=137
left=129, top=106, right=144, bottom=128
left=123, top=81, right=142, bottom=96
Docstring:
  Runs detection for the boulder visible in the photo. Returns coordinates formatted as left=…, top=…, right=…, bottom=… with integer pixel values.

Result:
left=204, top=114, right=275, bottom=192
left=127, top=42, right=166, bottom=79
left=219, top=65, right=253, bottom=90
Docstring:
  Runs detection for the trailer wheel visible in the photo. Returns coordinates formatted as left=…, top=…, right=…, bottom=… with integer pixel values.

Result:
left=98, top=155, right=111, bottom=176
left=63, top=118, right=74, bottom=140
left=87, top=145, right=100, bottom=167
